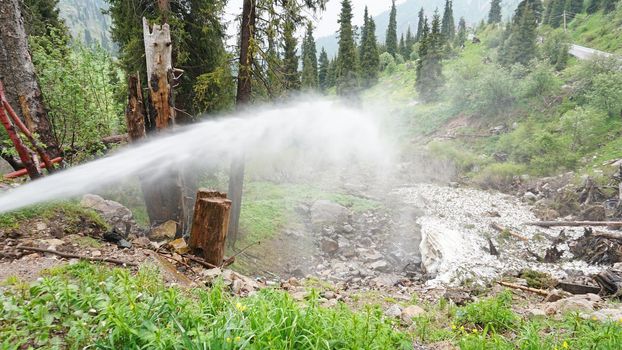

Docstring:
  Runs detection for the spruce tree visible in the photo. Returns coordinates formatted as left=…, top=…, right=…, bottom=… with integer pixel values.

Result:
left=549, top=0, right=566, bottom=27
left=327, top=57, right=337, bottom=88
left=587, top=0, right=601, bottom=13
left=488, top=0, right=503, bottom=24
left=360, top=7, right=380, bottom=88
left=416, top=12, right=444, bottom=101
left=415, top=7, right=425, bottom=42
left=399, top=34, right=408, bottom=58
left=405, top=26, right=415, bottom=57
left=602, top=0, right=617, bottom=13
left=515, top=0, right=544, bottom=23
left=282, top=18, right=300, bottom=92
left=506, top=4, right=538, bottom=65
left=441, top=0, right=456, bottom=41
left=318, top=48, right=330, bottom=91
left=22, top=0, right=67, bottom=37
left=565, top=0, right=584, bottom=19
left=336, top=0, right=359, bottom=96
left=386, top=0, right=398, bottom=56
left=543, top=0, right=554, bottom=23
left=301, top=22, right=318, bottom=89
left=455, top=17, right=467, bottom=48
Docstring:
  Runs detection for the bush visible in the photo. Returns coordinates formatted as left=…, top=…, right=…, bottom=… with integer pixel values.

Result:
left=588, top=71, right=622, bottom=117
left=541, top=30, right=570, bottom=71
left=428, top=141, right=484, bottom=173
left=456, top=291, right=517, bottom=331
left=559, top=106, right=609, bottom=151
left=473, top=162, right=527, bottom=190
left=380, top=52, right=397, bottom=73
left=520, top=61, right=561, bottom=98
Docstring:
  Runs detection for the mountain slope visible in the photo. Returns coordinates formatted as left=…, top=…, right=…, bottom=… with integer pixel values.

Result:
left=317, top=0, right=521, bottom=57
left=57, top=0, right=114, bottom=52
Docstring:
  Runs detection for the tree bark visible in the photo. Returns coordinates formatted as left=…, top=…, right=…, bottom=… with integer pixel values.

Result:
left=0, top=0, right=60, bottom=158
left=188, top=190, right=231, bottom=267
left=141, top=18, right=187, bottom=236
left=228, top=0, right=256, bottom=247
left=125, top=74, right=146, bottom=142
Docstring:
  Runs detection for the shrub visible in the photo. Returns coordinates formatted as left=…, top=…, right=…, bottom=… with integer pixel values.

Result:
left=521, top=61, right=561, bottom=98
left=473, top=162, right=527, bottom=190
left=380, top=52, right=397, bottom=73
left=541, top=30, right=570, bottom=71
left=456, top=290, right=517, bottom=331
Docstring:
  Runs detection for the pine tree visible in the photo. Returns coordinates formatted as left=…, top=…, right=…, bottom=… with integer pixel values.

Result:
left=602, top=0, right=617, bottom=13
left=336, top=0, right=359, bottom=96
left=565, top=0, right=584, bottom=19
left=301, top=22, right=318, bottom=89
left=549, top=0, right=566, bottom=27
left=405, top=26, right=415, bottom=57
left=441, top=0, right=456, bottom=41
left=327, top=57, right=337, bottom=88
left=488, top=0, right=503, bottom=24
left=282, top=17, right=300, bottom=92
left=455, top=17, right=467, bottom=48
left=318, top=48, right=330, bottom=91
left=399, top=34, right=408, bottom=58
left=416, top=12, right=444, bottom=101
left=415, top=7, right=425, bottom=42
left=22, top=0, right=67, bottom=37
left=386, top=0, right=398, bottom=56
left=506, top=3, right=538, bottom=65
left=360, top=7, right=380, bottom=88
left=543, top=0, right=554, bottom=24
left=514, top=0, right=544, bottom=23
left=587, top=0, right=601, bottom=13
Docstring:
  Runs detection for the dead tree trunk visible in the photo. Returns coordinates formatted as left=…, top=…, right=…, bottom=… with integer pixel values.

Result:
left=125, top=74, right=146, bottom=142
left=0, top=0, right=60, bottom=158
left=228, top=0, right=256, bottom=247
left=140, top=18, right=187, bottom=236
left=189, top=190, right=231, bottom=267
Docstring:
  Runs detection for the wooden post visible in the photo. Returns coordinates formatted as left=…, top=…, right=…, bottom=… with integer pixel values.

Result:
left=189, top=190, right=231, bottom=267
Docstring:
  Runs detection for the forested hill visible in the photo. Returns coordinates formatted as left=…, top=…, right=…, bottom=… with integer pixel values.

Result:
left=57, top=0, right=114, bottom=52
left=317, top=0, right=521, bottom=57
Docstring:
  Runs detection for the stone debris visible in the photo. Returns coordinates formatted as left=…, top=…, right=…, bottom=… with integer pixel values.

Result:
left=544, top=293, right=601, bottom=315
left=150, top=220, right=177, bottom=242
left=167, top=238, right=190, bottom=255
left=401, top=305, right=425, bottom=323
left=385, top=304, right=402, bottom=318
left=80, top=194, right=141, bottom=236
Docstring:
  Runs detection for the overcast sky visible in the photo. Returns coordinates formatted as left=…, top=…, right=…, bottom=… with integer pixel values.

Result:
left=224, top=0, right=407, bottom=39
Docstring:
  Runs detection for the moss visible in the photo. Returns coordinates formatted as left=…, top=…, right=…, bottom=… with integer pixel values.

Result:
left=0, top=201, right=109, bottom=231
left=519, top=269, right=558, bottom=290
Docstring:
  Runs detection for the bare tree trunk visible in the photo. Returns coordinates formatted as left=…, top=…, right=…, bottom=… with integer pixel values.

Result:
left=189, top=190, right=231, bottom=266
left=141, top=18, right=187, bottom=236
left=0, top=0, right=60, bottom=158
left=125, top=74, right=146, bottom=142
left=228, top=0, right=256, bottom=247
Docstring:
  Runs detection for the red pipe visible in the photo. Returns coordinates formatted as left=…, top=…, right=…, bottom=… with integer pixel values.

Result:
left=4, top=157, right=62, bottom=179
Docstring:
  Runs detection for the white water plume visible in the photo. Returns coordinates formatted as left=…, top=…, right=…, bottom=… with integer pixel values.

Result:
left=0, top=99, right=394, bottom=213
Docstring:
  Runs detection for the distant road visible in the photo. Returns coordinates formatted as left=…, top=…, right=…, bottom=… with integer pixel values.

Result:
left=569, top=44, right=613, bottom=60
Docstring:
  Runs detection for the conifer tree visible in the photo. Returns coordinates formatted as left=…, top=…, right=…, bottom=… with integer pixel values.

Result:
left=506, top=4, right=538, bottom=65
left=327, top=57, right=337, bottom=88
left=282, top=18, right=300, bottom=92
left=386, top=0, right=398, bottom=56
left=543, top=0, right=554, bottom=23
left=399, top=34, right=408, bottom=58
left=587, top=0, right=601, bottom=13
left=441, top=0, right=456, bottom=41
left=360, top=6, right=380, bottom=88
left=405, top=26, right=415, bottom=56
left=22, top=0, right=67, bottom=37
left=565, top=0, right=584, bottom=18
left=488, top=0, right=503, bottom=24
left=301, top=22, right=318, bottom=89
left=602, top=0, right=617, bottom=13
left=416, top=12, right=444, bottom=101
left=455, top=17, right=467, bottom=48
left=336, top=0, right=359, bottom=96
left=549, top=0, right=566, bottom=27
left=514, top=0, right=544, bottom=23
left=318, top=48, right=330, bottom=91
left=415, top=7, right=425, bottom=42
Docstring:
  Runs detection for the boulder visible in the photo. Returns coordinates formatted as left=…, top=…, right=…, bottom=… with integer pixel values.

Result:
left=369, top=260, right=389, bottom=271
left=545, top=293, right=601, bottom=316
left=320, top=239, right=339, bottom=254
left=81, top=194, right=141, bottom=237
left=385, top=304, right=402, bottom=318
left=401, top=305, right=426, bottom=323
left=150, top=220, right=177, bottom=242
left=310, top=200, right=350, bottom=227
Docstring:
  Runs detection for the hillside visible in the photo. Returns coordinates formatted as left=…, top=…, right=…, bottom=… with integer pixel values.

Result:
left=317, top=0, right=521, bottom=57
left=57, top=0, right=114, bottom=52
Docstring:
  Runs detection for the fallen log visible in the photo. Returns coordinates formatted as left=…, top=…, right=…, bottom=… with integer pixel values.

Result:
left=491, top=222, right=529, bottom=241
left=16, top=246, right=137, bottom=266
left=497, top=281, right=549, bottom=296
left=188, top=190, right=231, bottom=266
left=526, top=221, right=622, bottom=228
left=556, top=282, right=601, bottom=295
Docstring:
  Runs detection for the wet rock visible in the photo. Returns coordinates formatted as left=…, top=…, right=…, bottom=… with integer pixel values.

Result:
left=385, top=304, right=402, bottom=318
left=104, top=229, right=132, bottom=249
left=580, top=205, right=606, bottom=221
left=443, top=289, right=472, bottom=306
left=523, top=192, right=538, bottom=202
left=291, top=291, right=308, bottom=301
left=320, top=239, right=339, bottom=254
left=364, top=252, right=384, bottom=262
left=401, top=305, right=425, bottom=323
left=150, top=220, right=177, bottom=241
left=310, top=200, right=350, bottom=226
left=369, top=260, right=389, bottom=271
left=342, top=224, right=355, bottom=234
left=81, top=194, right=140, bottom=236
left=545, top=294, right=602, bottom=315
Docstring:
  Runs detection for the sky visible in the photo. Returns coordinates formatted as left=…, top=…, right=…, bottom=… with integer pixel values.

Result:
left=224, top=0, right=407, bottom=39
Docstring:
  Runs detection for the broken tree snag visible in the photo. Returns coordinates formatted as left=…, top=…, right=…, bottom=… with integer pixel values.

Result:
left=125, top=74, right=146, bottom=142
left=526, top=221, right=622, bottom=228
left=188, top=190, right=232, bottom=267
left=143, top=17, right=175, bottom=131
left=491, top=222, right=529, bottom=241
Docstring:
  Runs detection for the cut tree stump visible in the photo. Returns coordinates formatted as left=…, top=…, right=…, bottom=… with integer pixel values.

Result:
left=188, top=190, right=231, bottom=267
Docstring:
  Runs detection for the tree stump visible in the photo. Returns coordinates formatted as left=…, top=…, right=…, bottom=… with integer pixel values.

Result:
left=189, top=190, right=231, bottom=267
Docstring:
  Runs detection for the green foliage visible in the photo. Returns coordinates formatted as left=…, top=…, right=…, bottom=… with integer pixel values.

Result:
left=502, top=3, right=539, bottom=66
left=385, top=0, right=398, bottom=57
left=29, top=28, right=125, bottom=162
left=415, top=7, right=426, bottom=42
left=455, top=17, right=467, bottom=48
left=416, top=12, right=445, bottom=102
left=521, top=61, right=561, bottom=98
left=282, top=18, right=301, bottom=93
left=317, top=48, right=330, bottom=91
left=488, top=0, right=503, bottom=24
left=0, top=201, right=108, bottom=231
left=441, top=0, right=456, bottom=42
left=359, top=7, right=380, bottom=88
left=22, top=0, right=68, bottom=37
left=473, top=163, right=528, bottom=190
left=105, top=0, right=231, bottom=115
left=379, top=52, right=397, bottom=73
left=336, top=0, right=359, bottom=96
left=542, top=29, right=570, bottom=70
left=301, top=23, right=319, bottom=90
left=587, top=71, right=622, bottom=117
left=456, top=291, right=517, bottom=331
left=0, top=262, right=411, bottom=349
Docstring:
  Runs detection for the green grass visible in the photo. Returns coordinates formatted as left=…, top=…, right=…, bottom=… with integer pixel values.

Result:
left=0, top=201, right=109, bottom=231
left=239, top=181, right=380, bottom=244
left=569, top=10, right=622, bottom=54
left=0, top=262, right=411, bottom=349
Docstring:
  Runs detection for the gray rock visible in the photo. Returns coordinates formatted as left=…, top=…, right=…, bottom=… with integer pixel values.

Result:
left=320, top=239, right=339, bottom=254
left=385, top=304, right=402, bottom=318
left=81, top=194, right=141, bottom=236
left=545, top=294, right=602, bottom=315
left=523, top=192, right=538, bottom=202
left=401, top=305, right=425, bottom=323
left=342, top=224, right=355, bottom=234
left=310, top=200, right=350, bottom=226
left=369, top=260, right=389, bottom=271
